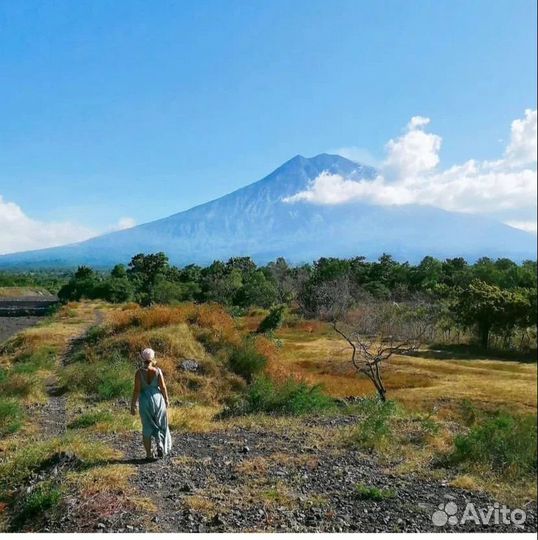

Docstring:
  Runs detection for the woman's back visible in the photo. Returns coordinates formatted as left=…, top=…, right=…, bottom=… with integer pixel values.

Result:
left=139, top=367, right=160, bottom=390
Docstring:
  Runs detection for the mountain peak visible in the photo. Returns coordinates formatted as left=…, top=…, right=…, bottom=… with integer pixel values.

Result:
left=0, top=153, right=535, bottom=268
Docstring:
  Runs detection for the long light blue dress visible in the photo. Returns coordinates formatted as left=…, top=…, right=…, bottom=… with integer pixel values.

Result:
left=138, top=368, right=172, bottom=456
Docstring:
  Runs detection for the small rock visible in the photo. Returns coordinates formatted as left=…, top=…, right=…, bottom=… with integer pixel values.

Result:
left=240, top=446, right=250, bottom=454
left=181, top=359, right=200, bottom=372
left=126, top=525, right=134, bottom=531
left=97, top=523, right=106, bottom=530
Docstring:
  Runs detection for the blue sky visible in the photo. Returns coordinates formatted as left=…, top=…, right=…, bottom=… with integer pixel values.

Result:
left=0, top=0, right=536, bottom=251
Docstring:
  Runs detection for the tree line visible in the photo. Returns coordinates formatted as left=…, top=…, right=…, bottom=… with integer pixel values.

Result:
left=2, top=252, right=536, bottom=351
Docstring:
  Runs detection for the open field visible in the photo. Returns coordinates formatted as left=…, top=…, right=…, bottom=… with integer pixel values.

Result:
left=0, top=302, right=536, bottom=532
left=273, top=324, right=537, bottom=416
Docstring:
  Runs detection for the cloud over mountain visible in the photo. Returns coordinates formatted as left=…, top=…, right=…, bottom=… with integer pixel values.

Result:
left=285, top=110, right=537, bottom=233
left=0, top=196, right=96, bottom=255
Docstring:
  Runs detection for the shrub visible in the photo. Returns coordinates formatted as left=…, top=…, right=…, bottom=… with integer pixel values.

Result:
left=228, top=342, right=267, bottom=382
left=257, top=305, right=286, bottom=334
left=349, top=399, right=396, bottom=451
left=0, top=398, right=24, bottom=436
left=449, top=411, right=537, bottom=478
left=354, top=483, right=396, bottom=501
left=243, top=375, right=333, bottom=415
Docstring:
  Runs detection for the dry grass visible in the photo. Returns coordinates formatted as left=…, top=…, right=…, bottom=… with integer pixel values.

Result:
left=0, top=287, right=48, bottom=298
left=183, top=495, right=217, bottom=514
left=168, top=405, right=219, bottom=432
left=274, top=322, right=537, bottom=416
left=235, top=452, right=319, bottom=477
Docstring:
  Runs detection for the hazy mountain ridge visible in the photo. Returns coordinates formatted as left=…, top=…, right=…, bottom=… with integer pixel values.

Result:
left=0, top=154, right=535, bottom=268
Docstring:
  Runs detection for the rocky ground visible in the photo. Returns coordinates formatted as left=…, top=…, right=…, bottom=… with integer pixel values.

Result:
left=50, top=417, right=537, bottom=533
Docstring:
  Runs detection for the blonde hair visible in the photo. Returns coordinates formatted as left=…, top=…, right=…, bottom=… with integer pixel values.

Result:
left=140, top=348, right=156, bottom=365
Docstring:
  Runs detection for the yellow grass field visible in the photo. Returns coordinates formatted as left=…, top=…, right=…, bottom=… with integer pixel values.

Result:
left=274, top=324, right=537, bottom=416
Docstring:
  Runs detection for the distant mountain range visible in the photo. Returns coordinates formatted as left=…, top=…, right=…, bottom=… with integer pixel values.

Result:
left=1, top=154, right=536, bottom=268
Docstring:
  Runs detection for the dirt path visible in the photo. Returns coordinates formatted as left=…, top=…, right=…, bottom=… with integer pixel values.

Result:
left=35, top=312, right=101, bottom=437
left=82, top=419, right=537, bottom=534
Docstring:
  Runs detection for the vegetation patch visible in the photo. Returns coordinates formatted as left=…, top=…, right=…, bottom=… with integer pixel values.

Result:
left=68, top=408, right=137, bottom=433
left=228, top=341, right=267, bottom=382
left=448, top=410, right=537, bottom=479
left=11, top=482, right=62, bottom=531
left=354, top=483, right=396, bottom=501
left=240, top=375, right=334, bottom=416
left=348, top=399, right=396, bottom=451
left=0, top=398, right=24, bottom=436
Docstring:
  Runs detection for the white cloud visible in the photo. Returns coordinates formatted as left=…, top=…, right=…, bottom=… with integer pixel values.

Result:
left=114, top=217, right=136, bottom=230
left=505, top=109, right=537, bottom=166
left=504, top=220, right=538, bottom=234
left=0, top=196, right=97, bottom=255
left=383, top=115, right=442, bottom=180
left=285, top=110, right=537, bottom=233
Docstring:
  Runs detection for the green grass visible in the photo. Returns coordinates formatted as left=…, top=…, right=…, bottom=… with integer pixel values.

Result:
left=242, top=375, right=334, bottom=416
left=68, top=410, right=115, bottom=429
left=348, top=399, right=396, bottom=451
left=0, top=398, right=24, bottom=436
left=354, top=483, right=396, bottom=501
left=448, top=410, right=537, bottom=479
left=12, top=346, right=57, bottom=374
left=11, top=482, right=62, bottom=530
left=0, top=433, right=119, bottom=493
left=67, top=408, right=136, bottom=432
left=61, top=351, right=133, bottom=400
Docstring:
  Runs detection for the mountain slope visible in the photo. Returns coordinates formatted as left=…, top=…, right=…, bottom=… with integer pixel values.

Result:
left=0, top=154, right=535, bottom=268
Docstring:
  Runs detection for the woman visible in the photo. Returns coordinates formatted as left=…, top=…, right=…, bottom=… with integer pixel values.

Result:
left=130, top=348, right=172, bottom=460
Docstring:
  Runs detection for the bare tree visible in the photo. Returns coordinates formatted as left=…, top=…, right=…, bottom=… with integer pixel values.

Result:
left=333, top=302, right=434, bottom=401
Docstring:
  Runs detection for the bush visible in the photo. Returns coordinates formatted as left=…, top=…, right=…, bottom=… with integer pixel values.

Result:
left=0, top=398, right=24, bottom=436
left=228, top=342, right=267, bottom=382
left=349, top=399, right=396, bottom=451
left=449, top=411, right=537, bottom=478
left=257, top=305, right=286, bottom=334
left=243, top=375, right=333, bottom=415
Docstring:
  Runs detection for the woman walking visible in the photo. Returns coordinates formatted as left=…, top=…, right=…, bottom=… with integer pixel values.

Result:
left=130, top=348, right=172, bottom=460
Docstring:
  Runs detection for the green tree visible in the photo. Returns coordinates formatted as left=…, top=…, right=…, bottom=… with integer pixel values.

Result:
left=234, top=271, right=278, bottom=308
left=57, top=266, right=100, bottom=302
left=452, top=280, right=531, bottom=349
left=127, top=252, right=170, bottom=306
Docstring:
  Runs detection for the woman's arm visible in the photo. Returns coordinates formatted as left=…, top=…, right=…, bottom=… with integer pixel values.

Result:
left=130, top=370, right=141, bottom=415
left=158, top=369, right=170, bottom=407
